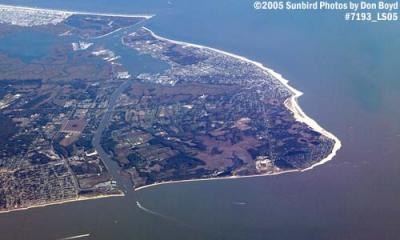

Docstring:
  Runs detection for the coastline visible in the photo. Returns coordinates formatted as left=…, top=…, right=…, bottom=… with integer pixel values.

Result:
left=0, top=4, right=154, bottom=19
left=0, top=4, right=141, bottom=214
left=0, top=4, right=342, bottom=209
left=0, top=192, right=124, bottom=215
left=132, top=27, right=342, bottom=192
left=134, top=169, right=300, bottom=191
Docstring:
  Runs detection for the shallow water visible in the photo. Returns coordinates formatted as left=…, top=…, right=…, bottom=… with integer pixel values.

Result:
left=95, top=25, right=169, bottom=76
left=0, top=30, right=58, bottom=62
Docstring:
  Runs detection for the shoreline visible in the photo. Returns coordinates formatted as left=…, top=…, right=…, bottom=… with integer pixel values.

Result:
left=0, top=6, right=342, bottom=209
left=0, top=4, right=154, bottom=19
left=134, top=169, right=300, bottom=191
left=132, top=27, right=342, bottom=192
left=0, top=192, right=124, bottom=215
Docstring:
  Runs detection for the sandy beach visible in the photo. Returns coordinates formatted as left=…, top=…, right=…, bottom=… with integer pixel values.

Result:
left=0, top=4, right=154, bottom=19
left=132, top=27, right=342, bottom=191
left=0, top=192, right=124, bottom=215
left=0, top=4, right=341, bottom=210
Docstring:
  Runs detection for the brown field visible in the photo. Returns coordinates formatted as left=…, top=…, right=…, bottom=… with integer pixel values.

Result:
left=59, top=133, right=80, bottom=147
left=61, top=119, right=86, bottom=133
left=195, top=135, right=260, bottom=170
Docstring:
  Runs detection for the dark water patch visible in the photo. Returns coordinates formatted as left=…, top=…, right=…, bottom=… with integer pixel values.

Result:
left=0, top=30, right=58, bottom=62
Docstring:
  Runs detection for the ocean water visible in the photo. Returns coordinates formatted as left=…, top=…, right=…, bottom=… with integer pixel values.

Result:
left=0, top=0, right=399, bottom=239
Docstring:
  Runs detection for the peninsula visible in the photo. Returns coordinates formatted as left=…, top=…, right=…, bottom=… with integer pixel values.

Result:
left=0, top=4, right=341, bottom=213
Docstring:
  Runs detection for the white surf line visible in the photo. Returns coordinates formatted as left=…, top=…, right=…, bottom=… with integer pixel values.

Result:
left=58, top=233, right=90, bottom=240
left=0, top=4, right=154, bottom=19
left=141, top=27, right=342, bottom=171
left=134, top=169, right=299, bottom=191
